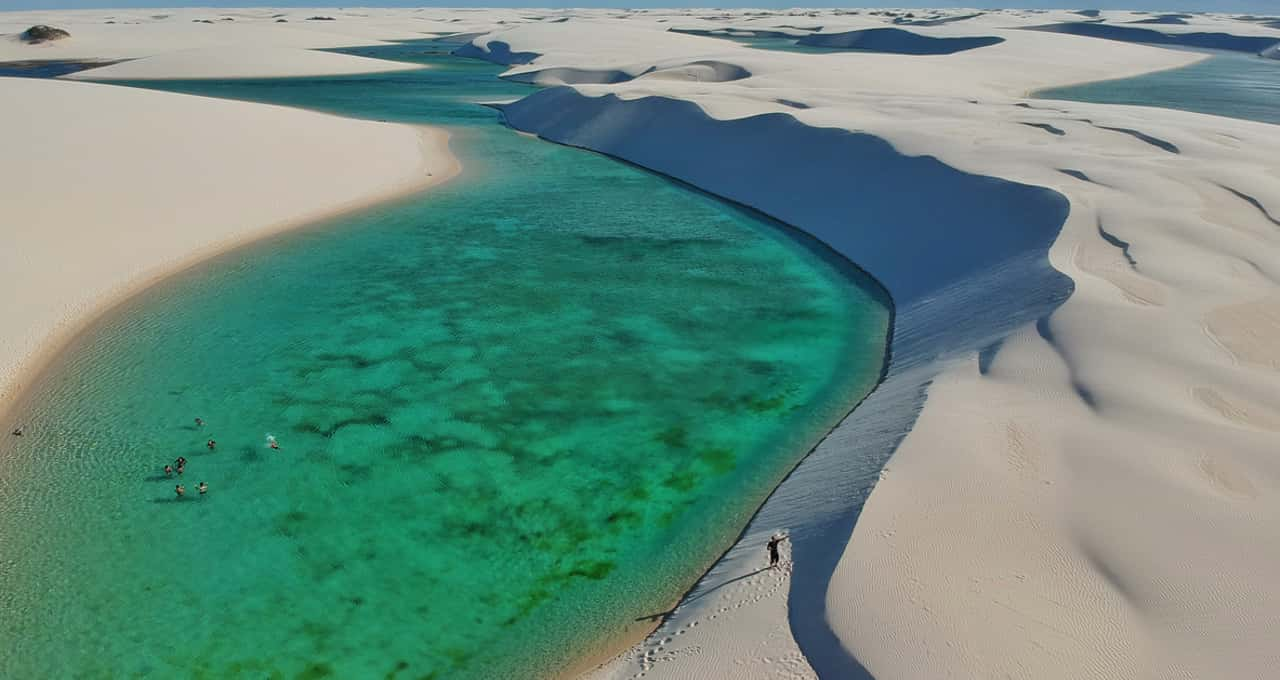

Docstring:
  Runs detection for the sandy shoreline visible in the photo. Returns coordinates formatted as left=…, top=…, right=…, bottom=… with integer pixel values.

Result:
left=0, top=72, right=459, bottom=421
left=1, top=123, right=457, bottom=424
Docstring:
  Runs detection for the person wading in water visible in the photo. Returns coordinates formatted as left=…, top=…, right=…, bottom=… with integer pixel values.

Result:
left=767, top=532, right=789, bottom=569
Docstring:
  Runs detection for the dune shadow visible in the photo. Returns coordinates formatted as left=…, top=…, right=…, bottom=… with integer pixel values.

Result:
left=451, top=39, right=538, bottom=65
left=1022, top=21, right=1279, bottom=53
left=500, top=87, right=1075, bottom=680
left=797, top=27, right=1004, bottom=55
left=685, top=567, right=770, bottom=604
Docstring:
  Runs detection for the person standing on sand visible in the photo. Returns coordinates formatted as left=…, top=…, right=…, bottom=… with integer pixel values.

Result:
left=767, top=533, right=788, bottom=569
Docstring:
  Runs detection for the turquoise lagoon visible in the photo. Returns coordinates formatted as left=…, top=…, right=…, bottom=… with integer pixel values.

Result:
left=1039, top=49, right=1280, bottom=126
left=0, top=43, right=890, bottom=678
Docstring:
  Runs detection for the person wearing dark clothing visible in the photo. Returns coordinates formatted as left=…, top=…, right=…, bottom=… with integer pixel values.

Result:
left=767, top=533, right=788, bottom=568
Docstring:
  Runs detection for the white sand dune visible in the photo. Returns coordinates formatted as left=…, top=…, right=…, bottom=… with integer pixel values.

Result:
left=0, top=76, right=455, bottom=412
left=458, top=13, right=1280, bottom=680
left=62, top=45, right=421, bottom=80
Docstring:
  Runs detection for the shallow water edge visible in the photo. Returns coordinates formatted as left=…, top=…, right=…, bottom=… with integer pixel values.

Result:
left=0, top=124, right=456, bottom=424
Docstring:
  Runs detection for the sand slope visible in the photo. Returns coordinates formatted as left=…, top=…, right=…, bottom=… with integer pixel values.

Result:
left=459, top=13, right=1280, bottom=680
left=0, top=76, right=455, bottom=410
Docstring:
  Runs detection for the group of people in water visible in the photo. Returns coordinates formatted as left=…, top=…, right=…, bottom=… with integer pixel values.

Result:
left=9, top=417, right=231, bottom=500
left=164, top=454, right=208, bottom=498
left=165, top=424, right=212, bottom=499
left=162, top=419, right=281, bottom=499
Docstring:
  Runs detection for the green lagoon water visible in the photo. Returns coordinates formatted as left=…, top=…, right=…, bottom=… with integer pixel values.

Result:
left=1039, top=50, right=1280, bottom=126
left=0, top=42, right=890, bottom=679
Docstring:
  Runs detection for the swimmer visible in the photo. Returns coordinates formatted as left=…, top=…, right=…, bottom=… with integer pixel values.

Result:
left=206, top=439, right=217, bottom=451
left=164, top=464, right=173, bottom=477
left=177, top=464, right=185, bottom=476
left=267, top=434, right=279, bottom=450
left=198, top=481, right=208, bottom=495
left=175, top=484, right=186, bottom=498
left=195, top=418, right=205, bottom=427
left=175, top=456, right=187, bottom=468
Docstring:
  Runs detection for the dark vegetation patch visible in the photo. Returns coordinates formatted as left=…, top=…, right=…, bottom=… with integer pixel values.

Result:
left=20, top=24, right=70, bottom=42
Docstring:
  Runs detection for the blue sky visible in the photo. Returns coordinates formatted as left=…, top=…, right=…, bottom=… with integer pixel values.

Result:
left=4, top=1, right=1276, bottom=14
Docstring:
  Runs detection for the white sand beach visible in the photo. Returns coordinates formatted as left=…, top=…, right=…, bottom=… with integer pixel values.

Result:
left=3, top=7, right=1279, bottom=680
left=0, top=74, right=456, bottom=413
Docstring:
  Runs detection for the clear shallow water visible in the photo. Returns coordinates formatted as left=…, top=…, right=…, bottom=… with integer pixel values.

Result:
left=0, top=42, right=890, bottom=679
left=1039, top=50, right=1280, bottom=125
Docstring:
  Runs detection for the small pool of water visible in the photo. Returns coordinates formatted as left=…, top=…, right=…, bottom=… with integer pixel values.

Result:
left=1038, top=49, right=1280, bottom=126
